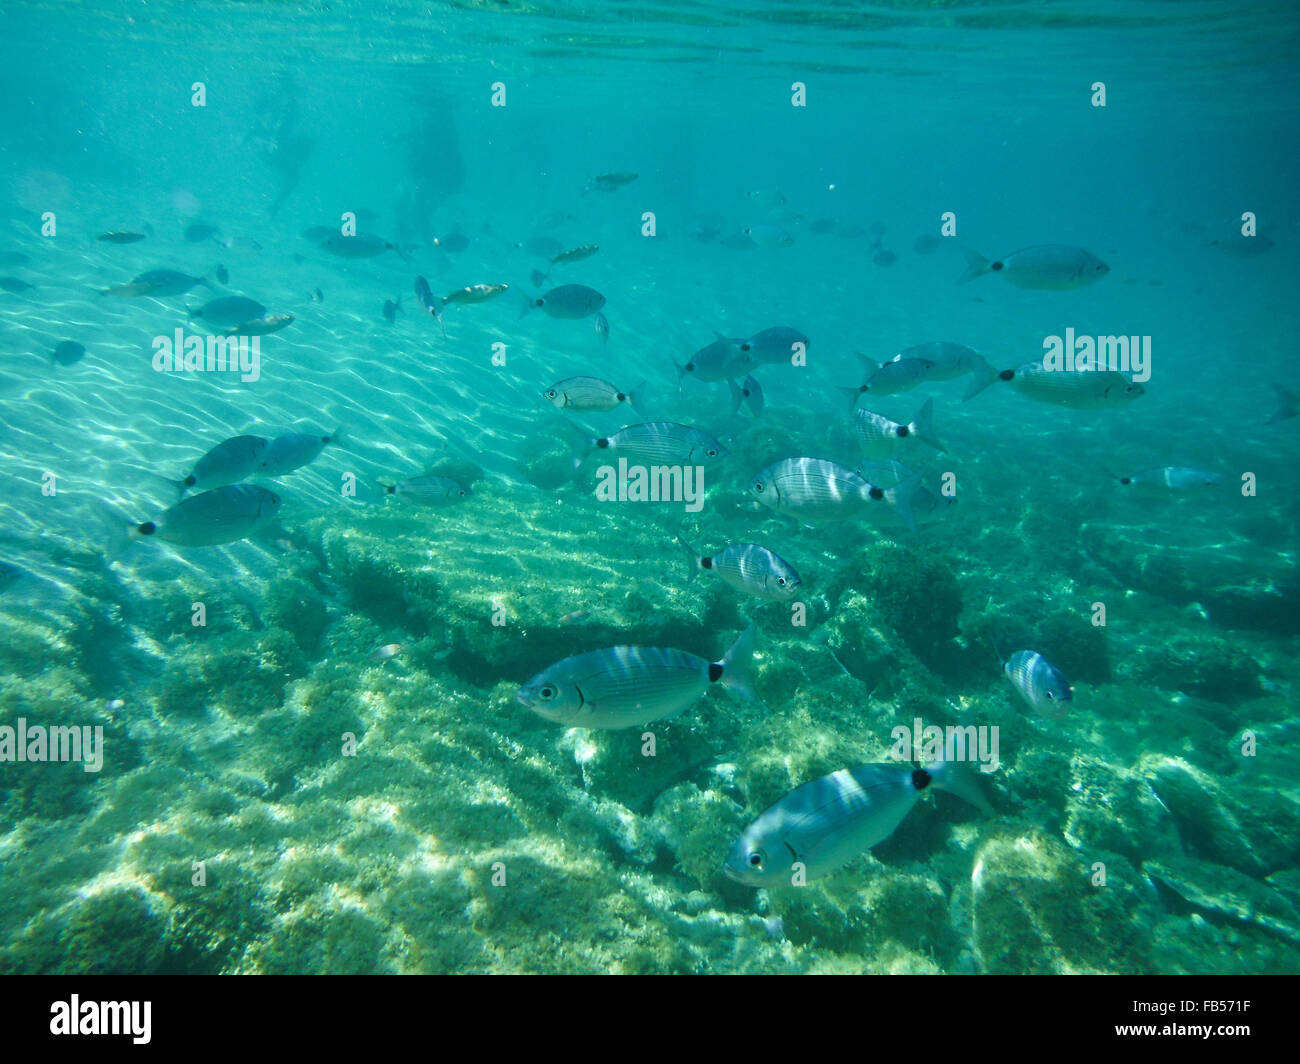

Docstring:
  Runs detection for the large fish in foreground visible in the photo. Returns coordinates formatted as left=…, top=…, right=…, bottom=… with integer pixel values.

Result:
left=129, top=484, right=282, bottom=547
left=516, top=625, right=759, bottom=729
left=1000, top=362, right=1145, bottom=409
left=958, top=245, right=1110, bottom=289
left=724, top=761, right=991, bottom=888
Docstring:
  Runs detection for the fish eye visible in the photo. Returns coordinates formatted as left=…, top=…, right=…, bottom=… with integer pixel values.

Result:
left=271, top=494, right=281, bottom=504
left=777, top=577, right=787, bottom=586
left=539, top=686, right=556, bottom=700
left=457, top=489, right=466, bottom=496
left=748, top=851, right=765, bottom=870
left=706, top=448, right=718, bottom=458
left=753, top=481, right=764, bottom=492
left=544, top=389, right=557, bottom=399
left=1045, top=691, right=1054, bottom=700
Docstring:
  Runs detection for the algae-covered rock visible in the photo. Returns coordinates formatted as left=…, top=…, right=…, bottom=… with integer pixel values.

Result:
left=55, top=887, right=170, bottom=975
left=1145, top=853, right=1300, bottom=947
left=1143, top=754, right=1300, bottom=878
left=971, top=828, right=1133, bottom=973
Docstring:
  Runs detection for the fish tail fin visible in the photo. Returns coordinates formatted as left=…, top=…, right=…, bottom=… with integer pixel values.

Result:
left=957, top=247, right=991, bottom=283
left=886, top=479, right=919, bottom=533
left=717, top=623, right=760, bottom=704
left=854, top=352, right=879, bottom=376
left=836, top=385, right=864, bottom=411
left=913, top=398, right=945, bottom=452
left=595, top=312, right=609, bottom=344
left=925, top=760, right=994, bottom=814
left=1269, top=382, right=1299, bottom=423
left=530, top=269, right=550, bottom=288
left=962, top=360, right=1000, bottom=401
left=328, top=424, right=346, bottom=447
left=727, top=377, right=745, bottom=416
left=558, top=419, right=598, bottom=471
left=675, top=533, right=701, bottom=583
left=673, top=360, right=688, bottom=383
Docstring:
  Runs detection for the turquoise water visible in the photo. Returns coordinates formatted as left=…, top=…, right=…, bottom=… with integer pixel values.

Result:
left=0, top=0, right=1297, bottom=974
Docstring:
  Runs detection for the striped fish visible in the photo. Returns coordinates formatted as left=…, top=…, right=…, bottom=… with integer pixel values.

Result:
left=516, top=625, right=759, bottom=729
left=724, top=761, right=990, bottom=887
left=678, top=537, right=801, bottom=601
left=749, top=456, right=916, bottom=530
left=575, top=422, right=728, bottom=470
left=1003, top=650, right=1072, bottom=720
left=1004, top=362, right=1144, bottom=409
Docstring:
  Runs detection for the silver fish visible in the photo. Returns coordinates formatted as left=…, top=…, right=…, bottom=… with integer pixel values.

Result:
left=892, top=342, right=997, bottom=400
left=190, top=296, right=267, bottom=331
left=259, top=428, right=343, bottom=476
left=749, top=456, right=916, bottom=530
left=441, top=283, right=509, bottom=305
left=678, top=537, right=801, bottom=602
left=544, top=376, right=643, bottom=414
left=102, top=269, right=208, bottom=298
left=586, top=172, right=638, bottom=193
left=1004, top=362, right=1145, bottom=409
left=841, top=354, right=938, bottom=406
left=415, top=276, right=447, bottom=338
left=959, top=245, right=1110, bottom=289
left=434, top=233, right=470, bottom=252
left=319, top=232, right=398, bottom=258
left=745, top=326, right=809, bottom=366
left=1116, top=467, right=1220, bottom=493
left=1003, top=650, right=1072, bottom=720
left=130, top=484, right=282, bottom=547
left=231, top=314, right=294, bottom=337
left=678, top=336, right=756, bottom=383
left=730, top=374, right=763, bottom=417
left=384, top=474, right=471, bottom=506
left=744, top=224, right=794, bottom=249
left=854, top=399, right=944, bottom=458
left=576, top=422, right=728, bottom=470
left=527, top=284, right=609, bottom=340
left=516, top=625, right=758, bottom=729
left=551, top=244, right=599, bottom=265
left=176, top=435, right=270, bottom=494
left=724, top=761, right=990, bottom=888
